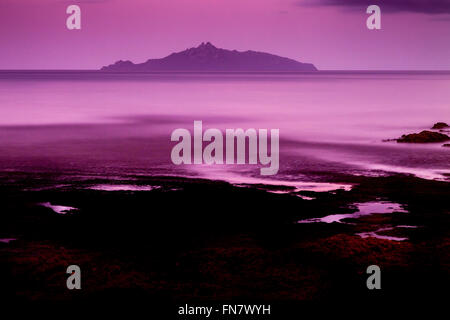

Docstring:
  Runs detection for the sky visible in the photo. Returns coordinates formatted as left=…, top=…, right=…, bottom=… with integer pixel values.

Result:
left=0, top=0, right=450, bottom=70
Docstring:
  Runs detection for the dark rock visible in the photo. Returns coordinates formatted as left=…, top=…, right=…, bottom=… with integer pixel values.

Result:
left=397, top=130, right=450, bottom=143
left=431, top=122, right=449, bottom=129
left=443, top=144, right=450, bottom=147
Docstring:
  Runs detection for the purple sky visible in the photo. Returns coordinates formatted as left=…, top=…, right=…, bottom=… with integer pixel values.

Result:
left=1, top=0, right=449, bottom=70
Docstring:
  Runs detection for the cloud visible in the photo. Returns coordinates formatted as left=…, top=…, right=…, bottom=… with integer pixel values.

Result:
left=297, top=0, right=450, bottom=15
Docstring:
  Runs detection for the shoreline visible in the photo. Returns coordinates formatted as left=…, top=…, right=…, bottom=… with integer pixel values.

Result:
left=1, top=170, right=449, bottom=303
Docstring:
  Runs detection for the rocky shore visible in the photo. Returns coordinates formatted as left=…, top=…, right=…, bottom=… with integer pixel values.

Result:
left=386, top=122, right=450, bottom=146
left=0, top=171, right=449, bottom=305
left=397, top=130, right=449, bottom=143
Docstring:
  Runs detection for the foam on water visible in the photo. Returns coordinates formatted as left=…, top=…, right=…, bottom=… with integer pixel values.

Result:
left=190, top=165, right=352, bottom=192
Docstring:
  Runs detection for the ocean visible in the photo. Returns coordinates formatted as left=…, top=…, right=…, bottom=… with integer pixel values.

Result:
left=0, top=71, right=449, bottom=190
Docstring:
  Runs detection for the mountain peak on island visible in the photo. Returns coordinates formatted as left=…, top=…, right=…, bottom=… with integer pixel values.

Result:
left=101, top=43, right=317, bottom=72
left=198, top=41, right=215, bottom=48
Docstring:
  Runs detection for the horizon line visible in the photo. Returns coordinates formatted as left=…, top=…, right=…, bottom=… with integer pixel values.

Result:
left=1, top=69, right=450, bottom=73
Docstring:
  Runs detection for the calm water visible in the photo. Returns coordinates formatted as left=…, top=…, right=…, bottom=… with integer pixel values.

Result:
left=0, top=71, right=449, bottom=188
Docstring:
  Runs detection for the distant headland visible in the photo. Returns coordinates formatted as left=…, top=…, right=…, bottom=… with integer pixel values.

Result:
left=100, top=42, right=317, bottom=72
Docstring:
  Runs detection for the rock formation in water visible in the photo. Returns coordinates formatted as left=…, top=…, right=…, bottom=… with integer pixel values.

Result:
left=397, top=130, right=450, bottom=143
left=431, top=122, right=449, bottom=129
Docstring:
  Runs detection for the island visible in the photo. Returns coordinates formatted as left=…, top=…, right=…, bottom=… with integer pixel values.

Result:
left=100, top=42, right=317, bottom=72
